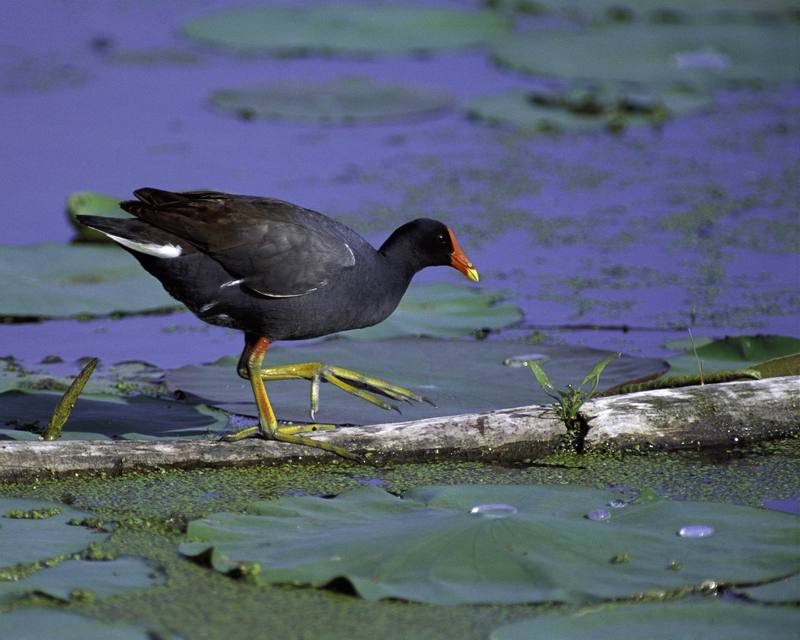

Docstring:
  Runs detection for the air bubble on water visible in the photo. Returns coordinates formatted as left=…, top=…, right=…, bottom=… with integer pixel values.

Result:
left=469, top=503, right=518, bottom=518
left=586, top=509, right=611, bottom=522
left=678, top=524, right=715, bottom=538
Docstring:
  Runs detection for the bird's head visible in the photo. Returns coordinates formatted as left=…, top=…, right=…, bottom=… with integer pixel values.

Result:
left=383, top=218, right=479, bottom=282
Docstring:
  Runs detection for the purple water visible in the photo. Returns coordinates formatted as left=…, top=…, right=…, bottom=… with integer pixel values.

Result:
left=1, top=1, right=798, bottom=373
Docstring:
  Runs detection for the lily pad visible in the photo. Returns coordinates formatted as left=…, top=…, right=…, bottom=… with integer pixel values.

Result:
left=0, top=498, right=108, bottom=569
left=732, top=573, right=800, bottom=603
left=0, top=243, right=179, bottom=320
left=66, top=191, right=128, bottom=242
left=211, top=76, right=452, bottom=124
left=165, top=339, right=667, bottom=424
left=490, top=600, right=800, bottom=640
left=485, top=0, right=800, bottom=24
left=183, top=6, right=508, bottom=55
left=346, top=283, right=522, bottom=339
left=0, top=609, right=157, bottom=640
left=0, top=557, right=164, bottom=605
left=0, top=391, right=228, bottom=440
left=179, top=484, right=800, bottom=604
left=492, top=23, right=800, bottom=88
left=465, top=86, right=712, bottom=133
left=665, top=334, right=800, bottom=377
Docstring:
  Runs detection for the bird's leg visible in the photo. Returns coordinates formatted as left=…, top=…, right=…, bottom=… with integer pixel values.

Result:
left=224, top=334, right=360, bottom=461
left=257, top=363, right=434, bottom=420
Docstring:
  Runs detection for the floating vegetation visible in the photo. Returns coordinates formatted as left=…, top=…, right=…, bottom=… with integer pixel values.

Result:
left=465, top=86, right=712, bottom=133
left=184, top=6, right=508, bottom=56
left=492, top=23, right=800, bottom=88
left=180, top=484, right=800, bottom=605
left=490, top=600, right=800, bottom=640
left=211, top=76, right=452, bottom=124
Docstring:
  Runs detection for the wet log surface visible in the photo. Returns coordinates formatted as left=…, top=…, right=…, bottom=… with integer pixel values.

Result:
left=0, top=376, right=797, bottom=481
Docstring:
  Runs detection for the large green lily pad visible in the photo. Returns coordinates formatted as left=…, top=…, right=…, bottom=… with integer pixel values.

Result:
left=180, top=484, right=800, bottom=605
left=66, top=191, right=128, bottom=242
left=0, top=609, right=157, bottom=640
left=665, top=334, right=800, bottom=377
left=183, top=6, right=508, bottom=55
left=490, top=600, right=800, bottom=640
left=165, top=339, right=667, bottom=424
left=492, top=23, right=800, bottom=87
left=465, top=86, right=711, bottom=133
left=0, top=243, right=179, bottom=319
left=0, top=391, right=228, bottom=441
left=0, top=498, right=109, bottom=568
left=0, top=557, right=164, bottom=605
left=211, top=76, right=452, bottom=123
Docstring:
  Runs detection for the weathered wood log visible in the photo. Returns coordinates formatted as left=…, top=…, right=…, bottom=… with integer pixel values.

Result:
left=581, top=375, right=799, bottom=451
left=0, top=406, right=565, bottom=481
left=0, top=376, right=796, bottom=481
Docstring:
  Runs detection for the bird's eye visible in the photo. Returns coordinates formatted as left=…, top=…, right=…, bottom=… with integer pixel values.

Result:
left=436, top=233, right=448, bottom=245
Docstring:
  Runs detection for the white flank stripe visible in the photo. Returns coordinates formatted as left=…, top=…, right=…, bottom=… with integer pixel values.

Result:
left=105, top=233, right=183, bottom=258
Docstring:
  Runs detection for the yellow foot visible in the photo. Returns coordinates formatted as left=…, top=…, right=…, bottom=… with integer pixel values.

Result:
left=259, top=362, right=434, bottom=419
left=222, top=423, right=362, bottom=462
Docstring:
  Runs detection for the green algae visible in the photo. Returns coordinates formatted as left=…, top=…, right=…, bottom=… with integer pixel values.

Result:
left=0, top=438, right=797, bottom=638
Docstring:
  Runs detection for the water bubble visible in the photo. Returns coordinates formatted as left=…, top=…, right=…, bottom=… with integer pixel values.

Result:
left=608, top=499, right=627, bottom=509
left=503, top=353, right=547, bottom=368
left=586, top=509, right=611, bottom=522
left=678, top=524, right=715, bottom=538
left=469, top=503, right=517, bottom=518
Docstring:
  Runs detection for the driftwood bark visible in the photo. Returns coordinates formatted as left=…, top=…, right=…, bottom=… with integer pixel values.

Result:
left=581, top=375, right=799, bottom=451
left=0, top=376, right=797, bottom=481
left=0, top=406, right=565, bottom=481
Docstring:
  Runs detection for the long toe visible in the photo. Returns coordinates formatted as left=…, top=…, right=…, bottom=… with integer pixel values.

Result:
left=325, top=366, right=429, bottom=404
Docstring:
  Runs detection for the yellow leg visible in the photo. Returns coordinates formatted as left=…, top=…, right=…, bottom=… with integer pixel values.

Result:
left=224, top=335, right=361, bottom=462
left=258, top=362, right=433, bottom=420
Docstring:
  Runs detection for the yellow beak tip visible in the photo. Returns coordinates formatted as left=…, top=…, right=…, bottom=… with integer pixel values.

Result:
left=467, top=268, right=480, bottom=282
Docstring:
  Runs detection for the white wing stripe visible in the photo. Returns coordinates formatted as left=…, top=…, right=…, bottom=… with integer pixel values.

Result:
left=105, top=233, right=183, bottom=258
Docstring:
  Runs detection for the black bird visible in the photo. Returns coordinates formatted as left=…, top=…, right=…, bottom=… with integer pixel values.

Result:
left=78, top=188, right=479, bottom=459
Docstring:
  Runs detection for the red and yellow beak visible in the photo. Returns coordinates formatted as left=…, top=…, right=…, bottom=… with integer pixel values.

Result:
left=447, top=227, right=479, bottom=282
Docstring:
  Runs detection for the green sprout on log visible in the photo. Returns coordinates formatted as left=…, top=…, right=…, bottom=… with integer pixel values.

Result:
left=526, top=353, right=619, bottom=450
left=42, top=357, right=98, bottom=440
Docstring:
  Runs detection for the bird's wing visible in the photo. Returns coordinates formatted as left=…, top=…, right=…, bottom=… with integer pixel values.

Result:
left=121, top=189, right=356, bottom=297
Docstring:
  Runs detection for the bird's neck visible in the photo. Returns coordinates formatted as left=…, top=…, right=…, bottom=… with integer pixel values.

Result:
left=377, top=227, right=426, bottom=280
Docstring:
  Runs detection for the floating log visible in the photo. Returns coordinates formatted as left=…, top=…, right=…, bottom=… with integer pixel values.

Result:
left=0, top=376, right=797, bottom=481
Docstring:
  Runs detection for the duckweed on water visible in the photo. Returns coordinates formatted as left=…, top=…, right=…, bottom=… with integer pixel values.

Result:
left=0, top=438, right=797, bottom=639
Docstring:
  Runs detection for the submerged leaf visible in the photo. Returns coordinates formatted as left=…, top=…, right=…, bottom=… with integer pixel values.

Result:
left=179, top=484, right=800, bottom=605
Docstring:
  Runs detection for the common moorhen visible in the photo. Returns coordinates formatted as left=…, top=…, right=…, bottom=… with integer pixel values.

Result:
left=78, top=188, right=478, bottom=459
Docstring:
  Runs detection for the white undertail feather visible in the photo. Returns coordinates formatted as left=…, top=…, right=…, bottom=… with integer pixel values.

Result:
left=105, top=233, right=183, bottom=258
